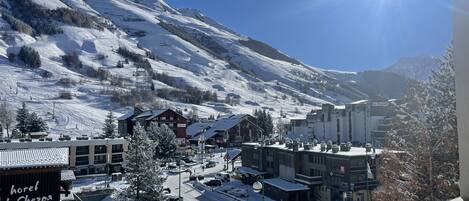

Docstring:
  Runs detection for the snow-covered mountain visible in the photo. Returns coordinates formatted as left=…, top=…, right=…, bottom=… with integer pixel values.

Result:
left=384, top=56, right=438, bottom=81
left=0, top=0, right=369, bottom=137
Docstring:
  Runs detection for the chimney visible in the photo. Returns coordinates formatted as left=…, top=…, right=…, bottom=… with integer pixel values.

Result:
left=365, top=143, right=372, bottom=152
left=332, top=144, right=339, bottom=153
left=320, top=142, right=326, bottom=152
left=292, top=141, right=299, bottom=151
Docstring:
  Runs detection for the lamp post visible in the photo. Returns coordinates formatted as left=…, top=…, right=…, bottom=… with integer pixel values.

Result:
left=365, top=146, right=376, bottom=201
left=199, top=135, right=205, bottom=171
left=253, top=175, right=265, bottom=201
left=178, top=156, right=182, bottom=199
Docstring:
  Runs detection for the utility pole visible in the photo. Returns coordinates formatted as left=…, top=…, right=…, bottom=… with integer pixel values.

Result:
left=52, top=102, right=56, bottom=119
left=178, top=157, right=181, bottom=199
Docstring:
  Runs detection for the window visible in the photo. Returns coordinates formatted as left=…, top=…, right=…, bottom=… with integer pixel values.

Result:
left=76, top=156, right=89, bottom=166
left=170, top=116, right=174, bottom=120
left=112, top=144, right=123, bottom=153
left=161, top=116, right=166, bottom=120
left=310, top=169, right=322, bottom=177
left=351, top=159, right=366, bottom=167
left=76, top=146, right=89, bottom=155
left=112, top=154, right=123, bottom=163
left=95, top=145, right=107, bottom=154
left=94, top=155, right=107, bottom=164
left=177, top=123, right=186, bottom=128
left=351, top=174, right=367, bottom=183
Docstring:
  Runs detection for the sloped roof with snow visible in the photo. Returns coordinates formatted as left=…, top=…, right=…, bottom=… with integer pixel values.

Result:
left=0, top=148, right=69, bottom=170
left=227, top=148, right=241, bottom=161
left=134, top=109, right=168, bottom=119
left=117, top=108, right=135, bottom=121
left=191, top=114, right=254, bottom=140
left=263, top=178, right=310, bottom=192
left=186, top=122, right=213, bottom=138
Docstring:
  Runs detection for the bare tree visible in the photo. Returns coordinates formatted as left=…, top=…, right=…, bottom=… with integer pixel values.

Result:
left=375, top=46, right=459, bottom=201
left=0, top=101, right=16, bottom=138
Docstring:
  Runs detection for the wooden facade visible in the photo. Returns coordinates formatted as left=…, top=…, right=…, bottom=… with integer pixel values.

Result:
left=118, top=108, right=187, bottom=139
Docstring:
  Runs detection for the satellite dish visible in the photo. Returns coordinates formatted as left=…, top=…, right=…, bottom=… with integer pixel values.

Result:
left=252, top=181, right=263, bottom=193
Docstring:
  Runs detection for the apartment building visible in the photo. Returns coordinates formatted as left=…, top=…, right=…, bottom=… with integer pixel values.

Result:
left=241, top=141, right=380, bottom=201
left=286, top=100, right=394, bottom=146
left=0, top=137, right=128, bottom=177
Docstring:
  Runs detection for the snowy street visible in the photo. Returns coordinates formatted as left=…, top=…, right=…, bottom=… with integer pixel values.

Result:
left=71, top=152, right=272, bottom=201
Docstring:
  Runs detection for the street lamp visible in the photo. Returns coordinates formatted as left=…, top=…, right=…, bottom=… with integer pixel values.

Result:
left=253, top=175, right=265, bottom=201
left=198, top=135, right=205, bottom=171
left=365, top=144, right=376, bottom=201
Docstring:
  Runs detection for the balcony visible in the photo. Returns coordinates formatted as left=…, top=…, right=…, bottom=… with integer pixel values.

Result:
left=295, top=173, right=323, bottom=185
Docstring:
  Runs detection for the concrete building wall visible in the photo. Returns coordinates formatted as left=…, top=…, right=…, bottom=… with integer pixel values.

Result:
left=453, top=1, right=469, bottom=198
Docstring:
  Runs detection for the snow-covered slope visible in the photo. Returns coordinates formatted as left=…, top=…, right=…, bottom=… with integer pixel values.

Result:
left=0, top=0, right=369, bottom=137
left=384, top=56, right=438, bottom=81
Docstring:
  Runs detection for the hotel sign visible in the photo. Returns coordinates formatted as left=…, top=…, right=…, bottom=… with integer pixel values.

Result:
left=0, top=171, right=60, bottom=201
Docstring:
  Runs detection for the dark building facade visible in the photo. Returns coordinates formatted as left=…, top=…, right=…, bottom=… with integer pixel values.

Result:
left=241, top=142, right=380, bottom=201
left=0, top=148, right=70, bottom=201
left=118, top=107, right=187, bottom=139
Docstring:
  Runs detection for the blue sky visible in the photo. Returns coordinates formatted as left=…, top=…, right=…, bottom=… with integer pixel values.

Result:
left=166, top=0, right=452, bottom=71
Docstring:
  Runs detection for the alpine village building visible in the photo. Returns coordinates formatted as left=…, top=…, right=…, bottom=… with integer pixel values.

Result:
left=186, top=114, right=263, bottom=147
left=241, top=141, right=380, bottom=201
left=117, top=107, right=188, bottom=143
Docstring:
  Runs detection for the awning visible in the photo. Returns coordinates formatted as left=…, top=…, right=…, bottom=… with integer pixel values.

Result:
left=61, top=170, right=76, bottom=181
left=227, top=148, right=241, bottom=161
left=263, top=178, right=310, bottom=192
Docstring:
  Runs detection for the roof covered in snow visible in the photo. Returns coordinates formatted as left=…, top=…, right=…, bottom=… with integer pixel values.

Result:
left=134, top=109, right=168, bottom=119
left=117, top=108, right=135, bottom=121
left=186, top=122, right=213, bottom=138
left=61, top=169, right=76, bottom=181
left=263, top=178, right=310, bottom=192
left=227, top=148, right=241, bottom=161
left=0, top=148, right=69, bottom=170
left=243, top=142, right=383, bottom=157
left=190, top=114, right=256, bottom=140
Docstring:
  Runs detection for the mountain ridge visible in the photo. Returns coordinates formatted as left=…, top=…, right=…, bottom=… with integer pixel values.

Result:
left=0, top=0, right=373, bottom=137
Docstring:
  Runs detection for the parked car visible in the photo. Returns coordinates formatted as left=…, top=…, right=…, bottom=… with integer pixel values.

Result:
left=163, top=188, right=171, bottom=194
left=215, top=172, right=230, bottom=182
left=169, top=168, right=189, bottom=174
left=166, top=195, right=183, bottom=201
left=205, top=161, right=216, bottom=168
left=204, top=179, right=223, bottom=187
left=181, top=157, right=195, bottom=163
left=167, top=162, right=177, bottom=169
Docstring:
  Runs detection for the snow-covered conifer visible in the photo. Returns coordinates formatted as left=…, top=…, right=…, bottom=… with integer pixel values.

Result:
left=147, top=122, right=177, bottom=160
left=103, top=109, right=117, bottom=138
left=115, top=123, right=166, bottom=201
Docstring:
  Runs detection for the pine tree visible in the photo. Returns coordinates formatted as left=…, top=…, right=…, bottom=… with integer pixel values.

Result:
left=0, top=101, right=15, bottom=138
left=16, top=102, right=29, bottom=135
left=253, top=109, right=273, bottom=136
left=147, top=123, right=177, bottom=160
left=103, top=109, right=117, bottom=138
left=115, top=123, right=166, bottom=201
left=27, top=112, right=48, bottom=133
